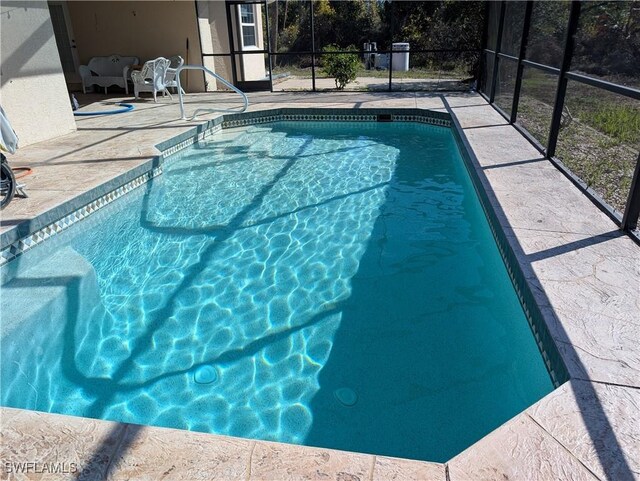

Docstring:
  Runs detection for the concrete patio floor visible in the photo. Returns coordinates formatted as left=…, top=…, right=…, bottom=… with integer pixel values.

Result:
left=0, top=91, right=638, bottom=480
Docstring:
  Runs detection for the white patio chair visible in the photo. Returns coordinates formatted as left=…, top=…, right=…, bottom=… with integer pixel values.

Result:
left=131, top=57, right=172, bottom=102
left=165, top=55, right=186, bottom=94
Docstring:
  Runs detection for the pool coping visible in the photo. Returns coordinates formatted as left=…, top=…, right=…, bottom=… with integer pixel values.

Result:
left=1, top=100, right=638, bottom=480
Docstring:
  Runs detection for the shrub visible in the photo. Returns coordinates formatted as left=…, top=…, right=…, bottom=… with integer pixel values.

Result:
left=321, top=45, right=360, bottom=90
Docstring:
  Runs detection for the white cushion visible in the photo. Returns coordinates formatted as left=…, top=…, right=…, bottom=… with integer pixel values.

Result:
left=86, top=55, right=138, bottom=77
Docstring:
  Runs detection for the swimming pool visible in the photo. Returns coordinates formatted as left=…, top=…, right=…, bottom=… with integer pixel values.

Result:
left=0, top=120, right=553, bottom=462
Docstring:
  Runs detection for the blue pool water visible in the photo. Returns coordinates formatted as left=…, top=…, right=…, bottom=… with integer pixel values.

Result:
left=0, top=122, right=553, bottom=462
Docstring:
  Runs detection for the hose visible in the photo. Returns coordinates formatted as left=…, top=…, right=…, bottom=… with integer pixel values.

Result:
left=12, top=167, right=33, bottom=179
left=73, top=103, right=134, bottom=116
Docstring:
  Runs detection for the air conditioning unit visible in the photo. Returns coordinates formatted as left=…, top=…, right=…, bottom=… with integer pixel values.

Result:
left=363, top=42, right=378, bottom=70
left=374, top=53, right=389, bottom=70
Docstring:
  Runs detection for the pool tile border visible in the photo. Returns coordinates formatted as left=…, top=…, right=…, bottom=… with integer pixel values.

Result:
left=220, top=110, right=451, bottom=128
left=0, top=167, right=162, bottom=266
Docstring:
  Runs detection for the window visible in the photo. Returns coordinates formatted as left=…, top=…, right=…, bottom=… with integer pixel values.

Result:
left=238, top=4, right=257, bottom=49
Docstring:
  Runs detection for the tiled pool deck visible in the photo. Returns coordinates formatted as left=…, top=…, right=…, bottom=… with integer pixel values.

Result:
left=0, top=92, right=638, bottom=480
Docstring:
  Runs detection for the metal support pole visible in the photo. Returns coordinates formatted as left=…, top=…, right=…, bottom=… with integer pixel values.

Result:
left=477, top=1, right=490, bottom=90
left=489, top=1, right=506, bottom=104
left=193, top=0, right=207, bottom=91
left=547, top=0, right=581, bottom=158
left=264, top=0, right=274, bottom=92
left=388, top=0, right=395, bottom=92
left=622, top=153, right=640, bottom=231
left=388, top=47, right=393, bottom=91
left=310, top=0, right=316, bottom=92
left=510, top=0, right=533, bottom=123
left=225, top=1, right=239, bottom=85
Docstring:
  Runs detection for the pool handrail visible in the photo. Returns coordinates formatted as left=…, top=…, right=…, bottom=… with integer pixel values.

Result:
left=176, top=65, right=248, bottom=120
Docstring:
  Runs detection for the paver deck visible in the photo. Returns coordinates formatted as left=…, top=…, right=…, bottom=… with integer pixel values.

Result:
left=1, top=91, right=638, bottom=480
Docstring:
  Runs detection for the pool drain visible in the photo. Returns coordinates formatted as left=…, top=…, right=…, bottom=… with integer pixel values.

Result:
left=194, top=365, right=218, bottom=384
left=334, top=387, right=358, bottom=406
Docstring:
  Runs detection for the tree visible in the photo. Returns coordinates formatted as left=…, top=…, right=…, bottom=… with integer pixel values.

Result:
left=573, top=1, right=640, bottom=77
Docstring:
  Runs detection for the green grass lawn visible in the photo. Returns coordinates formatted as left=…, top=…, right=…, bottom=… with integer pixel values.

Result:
left=586, top=104, right=639, bottom=145
left=517, top=70, right=639, bottom=145
left=511, top=69, right=639, bottom=212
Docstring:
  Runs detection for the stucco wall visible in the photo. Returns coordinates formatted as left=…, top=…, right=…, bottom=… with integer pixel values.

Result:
left=0, top=1, right=76, bottom=147
left=197, top=1, right=266, bottom=89
left=67, top=1, right=205, bottom=92
left=198, top=0, right=233, bottom=90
